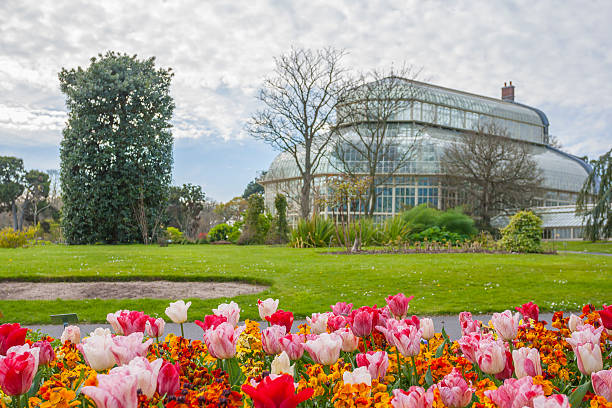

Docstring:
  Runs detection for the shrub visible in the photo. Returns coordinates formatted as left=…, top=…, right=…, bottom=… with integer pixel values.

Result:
left=238, top=194, right=269, bottom=245
left=436, top=208, right=477, bottom=236
left=289, top=216, right=335, bottom=248
left=335, top=218, right=380, bottom=248
left=378, top=215, right=410, bottom=245
left=0, top=227, right=37, bottom=248
left=500, top=210, right=543, bottom=253
left=266, top=194, right=289, bottom=244
left=165, top=227, right=184, bottom=243
left=197, top=232, right=209, bottom=244
left=401, top=205, right=439, bottom=234
left=401, top=205, right=477, bottom=239
left=409, top=226, right=464, bottom=243
left=208, top=223, right=237, bottom=242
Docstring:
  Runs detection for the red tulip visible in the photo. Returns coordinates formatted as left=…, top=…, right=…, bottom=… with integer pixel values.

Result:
left=118, top=311, right=150, bottom=335
left=0, top=349, right=38, bottom=396
left=349, top=306, right=379, bottom=337
left=327, top=314, right=348, bottom=331
left=265, top=310, right=294, bottom=334
left=157, top=361, right=181, bottom=397
left=0, top=323, right=28, bottom=355
left=195, top=315, right=227, bottom=331
left=597, top=304, right=612, bottom=330
left=385, top=293, right=414, bottom=319
left=242, top=374, right=314, bottom=408
left=515, top=301, right=539, bottom=322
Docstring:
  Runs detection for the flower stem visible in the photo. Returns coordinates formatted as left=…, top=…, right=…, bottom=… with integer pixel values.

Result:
left=180, top=322, right=184, bottom=338
left=411, top=355, right=418, bottom=386
left=395, top=348, right=403, bottom=385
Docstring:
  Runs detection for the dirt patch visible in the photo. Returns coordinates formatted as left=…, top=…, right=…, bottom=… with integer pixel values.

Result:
left=0, top=281, right=267, bottom=300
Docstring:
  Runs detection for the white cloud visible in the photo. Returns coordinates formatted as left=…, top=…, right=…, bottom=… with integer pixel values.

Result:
left=0, top=0, right=610, bottom=160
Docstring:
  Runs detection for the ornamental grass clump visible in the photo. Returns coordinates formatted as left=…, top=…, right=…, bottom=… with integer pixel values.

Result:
left=500, top=210, right=543, bottom=253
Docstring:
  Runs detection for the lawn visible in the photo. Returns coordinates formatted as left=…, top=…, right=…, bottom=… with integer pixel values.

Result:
left=0, top=244, right=610, bottom=324
left=543, top=240, right=612, bottom=254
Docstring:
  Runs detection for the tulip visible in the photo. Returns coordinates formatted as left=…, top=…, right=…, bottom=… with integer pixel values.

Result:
left=356, top=350, right=389, bottom=380
left=392, top=325, right=422, bottom=358
left=327, top=314, right=348, bottom=331
left=386, top=293, right=414, bottom=319
left=436, top=368, right=473, bottom=408
left=204, top=322, right=244, bottom=360
left=278, top=333, right=305, bottom=360
left=195, top=315, right=227, bottom=332
left=495, top=350, right=514, bottom=380
left=597, top=304, right=612, bottom=330
left=515, top=301, right=539, bottom=322
left=0, top=348, right=39, bottom=396
left=81, top=370, right=138, bottom=408
left=145, top=317, right=165, bottom=340
left=458, top=312, right=480, bottom=335
left=331, top=302, right=353, bottom=316
left=116, top=310, right=149, bottom=335
left=592, top=369, right=612, bottom=401
left=242, top=373, right=314, bottom=408
left=490, top=310, right=520, bottom=341
left=306, top=313, right=330, bottom=335
left=261, top=325, right=287, bottom=355
left=566, top=325, right=604, bottom=357
left=484, top=376, right=545, bottom=408
left=106, top=310, right=128, bottom=335
left=512, top=347, right=542, bottom=378
left=476, top=338, right=507, bottom=375
left=110, top=356, right=163, bottom=398
left=420, top=318, right=434, bottom=340
left=213, top=301, right=241, bottom=327
left=265, top=310, right=294, bottom=334
left=391, top=387, right=434, bottom=408
left=568, top=314, right=583, bottom=332
left=110, top=332, right=153, bottom=366
left=457, top=332, right=484, bottom=364
left=32, top=340, right=55, bottom=366
left=157, top=361, right=181, bottom=397
left=531, top=395, right=570, bottom=408
left=376, top=318, right=405, bottom=347
left=349, top=306, right=378, bottom=338
left=0, top=323, right=27, bottom=355
left=575, top=342, right=603, bottom=375
left=335, top=328, right=359, bottom=352
left=271, top=351, right=295, bottom=376
left=258, top=298, right=279, bottom=320
left=61, top=325, right=81, bottom=345
left=78, top=328, right=116, bottom=371
left=304, top=333, right=342, bottom=365
left=165, top=300, right=191, bottom=323
left=343, top=366, right=372, bottom=386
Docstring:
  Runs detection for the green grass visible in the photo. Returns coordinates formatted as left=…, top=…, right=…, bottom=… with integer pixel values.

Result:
left=0, top=244, right=610, bottom=324
left=543, top=240, right=612, bottom=254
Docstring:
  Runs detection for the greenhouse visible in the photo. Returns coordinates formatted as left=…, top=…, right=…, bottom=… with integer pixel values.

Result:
left=259, top=80, right=591, bottom=223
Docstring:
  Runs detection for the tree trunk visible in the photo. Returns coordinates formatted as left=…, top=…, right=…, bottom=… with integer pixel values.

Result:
left=11, top=201, right=18, bottom=230
left=300, top=177, right=311, bottom=219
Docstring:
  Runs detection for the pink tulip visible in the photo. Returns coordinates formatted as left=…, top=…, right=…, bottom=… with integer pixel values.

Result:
left=490, top=310, right=520, bottom=341
left=458, top=312, right=480, bottom=335
left=436, top=368, right=473, bottom=408
left=391, top=387, right=434, bottom=408
left=420, top=318, right=434, bottom=340
left=145, top=317, right=165, bottom=339
left=512, top=347, right=542, bottom=378
left=457, top=332, right=491, bottom=364
left=304, top=333, right=342, bottom=365
left=106, top=310, right=129, bottom=335
left=331, top=302, right=353, bottom=316
left=484, top=376, right=545, bottom=408
left=109, top=356, right=163, bottom=398
left=495, top=350, right=514, bottom=381
left=78, top=328, right=116, bottom=371
left=568, top=314, right=583, bottom=332
left=531, top=395, right=570, bottom=408
left=110, top=332, right=153, bottom=366
left=258, top=298, right=279, bottom=320
left=195, top=315, right=228, bottom=331
left=213, top=301, right=241, bottom=327
left=356, top=350, right=389, bottom=380
left=204, top=322, right=244, bottom=359
left=516, top=302, right=539, bottom=322
left=392, top=325, right=422, bottom=358
left=117, top=311, right=149, bottom=335
left=592, top=369, right=612, bottom=401
left=335, top=328, right=359, bottom=352
left=566, top=324, right=604, bottom=352
left=327, top=314, right=348, bottom=331
left=0, top=348, right=38, bottom=396
left=261, top=325, right=287, bottom=355
left=82, top=369, right=138, bottom=408
left=279, top=334, right=306, bottom=360
left=386, top=293, right=414, bottom=319
left=157, top=361, right=181, bottom=397
left=32, top=340, right=55, bottom=366
left=307, top=313, right=330, bottom=335
left=575, top=342, right=603, bottom=375
left=61, top=325, right=81, bottom=345
left=349, top=306, right=379, bottom=337
left=476, top=337, right=507, bottom=375
left=376, top=317, right=408, bottom=348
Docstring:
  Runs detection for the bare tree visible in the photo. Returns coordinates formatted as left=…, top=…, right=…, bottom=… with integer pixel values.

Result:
left=249, top=47, right=350, bottom=219
left=331, top=66, right=424, bottom=216
left=441, top=122, right=543, bottom=230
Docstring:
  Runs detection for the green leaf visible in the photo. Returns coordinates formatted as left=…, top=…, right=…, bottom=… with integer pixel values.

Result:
left=425, top=366, right=433, bottom=386
left=435, top=339, right=447, bottom=358
left=569, top=380, right=591, bottom=408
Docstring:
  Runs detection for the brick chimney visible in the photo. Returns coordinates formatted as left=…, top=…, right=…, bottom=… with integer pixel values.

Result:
left=501, top=81, right=515, bottom=102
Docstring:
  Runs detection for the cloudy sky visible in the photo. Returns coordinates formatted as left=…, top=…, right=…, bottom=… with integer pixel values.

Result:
left=1, top=0, right=611, bottom=201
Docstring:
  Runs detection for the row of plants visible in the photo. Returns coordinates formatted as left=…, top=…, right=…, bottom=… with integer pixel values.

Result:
left=0, top=296, right=611, bottom=407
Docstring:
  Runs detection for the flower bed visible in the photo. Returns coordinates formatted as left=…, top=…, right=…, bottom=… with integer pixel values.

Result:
left=0, top=297, right=611, bottom=407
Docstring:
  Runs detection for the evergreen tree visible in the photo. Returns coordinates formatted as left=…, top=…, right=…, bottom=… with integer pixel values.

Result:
left=577, top=148, right=611, bottom=240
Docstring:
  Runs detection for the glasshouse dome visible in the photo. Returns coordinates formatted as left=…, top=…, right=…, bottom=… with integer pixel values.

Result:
left=260, top=80, right=591, bottom=223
